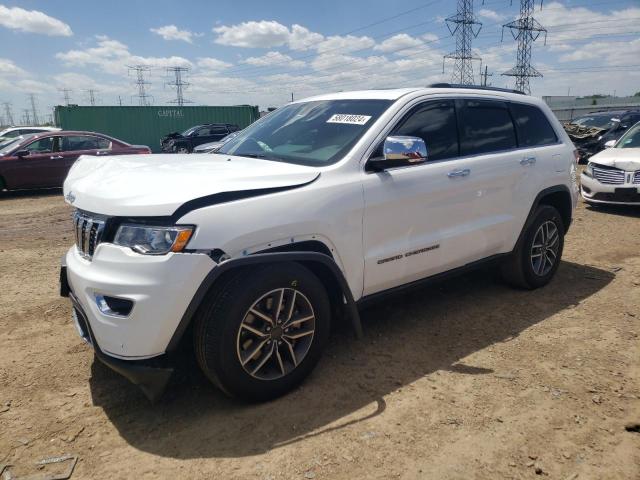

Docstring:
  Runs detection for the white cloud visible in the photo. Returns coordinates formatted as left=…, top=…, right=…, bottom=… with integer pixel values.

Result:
left=214, top=20, right=290, bottom=48
left=477, top=8, right=507, bottom=22
left=422, top=33, right=439, bottom=43
left=289, top=24, right=324, bottom=51
left=316, top=34, right=375, bottom=54
left=374, top=34, right=423, bottom=54
left=150, top=25, right=200, bottom=43
left=559, top=38, right=640, bottom=66
left=242, top=51, right=305, bottom=68
left=56, top=36, right=191, bottom=75
left=196, top=57, right=232, bottom=71
left=0, top=5, right=72, bottom=36
left=0, top=58, right=27, bottom=77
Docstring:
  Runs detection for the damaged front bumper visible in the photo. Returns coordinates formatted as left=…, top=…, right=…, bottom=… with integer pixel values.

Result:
left=61, top=265, right=174, bottom=402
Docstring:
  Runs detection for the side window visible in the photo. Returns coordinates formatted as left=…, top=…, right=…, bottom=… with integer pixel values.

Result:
left=510, top=103, right=558, bottom=147
left=392, top=100, right=459, bottom=161
left=210, top=126, right=229, bottom=135
left=195, top=127, right=211, bottom=137
left=61, top=135, right=98, bottom=151
left=24, top=137, right=55, bottom=153
left=459, top=100, right=517, bottom=156
left=96, top=137, right=112, bottom=149
left=21, top=129, right=43, bottom=135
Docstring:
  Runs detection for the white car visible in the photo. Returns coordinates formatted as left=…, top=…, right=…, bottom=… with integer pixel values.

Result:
left=581, top=121, right=640, bottom=205
left=60, top=85, right=578, bottom=401
left=0, top=126, right=60, bottom=142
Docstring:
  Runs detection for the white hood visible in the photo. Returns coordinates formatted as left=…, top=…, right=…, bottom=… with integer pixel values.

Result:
left=589, top=148, right=640, bottom=172
left=63, top=154, right=320, bottom=217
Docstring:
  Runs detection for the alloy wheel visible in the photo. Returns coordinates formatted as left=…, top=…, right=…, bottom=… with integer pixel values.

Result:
left=530, top=220, right=560, bottom=276
left=236, top=288, right=316, bottom=380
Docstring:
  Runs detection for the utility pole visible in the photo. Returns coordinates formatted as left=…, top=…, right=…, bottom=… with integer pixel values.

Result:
left=59, top=88, right=73, bottom=106
left=117, top=95, right=123, bottom=106
left=481, top=65, right=493, bottom=86
left=166, top=66, right=191, bottom=106
left=28, top=93, right=39, bottom=125
left=501, top=0, right=547, bottom=94
left=128, top=65, right=153, bottom=106
left=443, top=0, right=482, bottom=85
left=2, top=102, right=14, bottom=125
left=291, top=92, right=294, bottom=102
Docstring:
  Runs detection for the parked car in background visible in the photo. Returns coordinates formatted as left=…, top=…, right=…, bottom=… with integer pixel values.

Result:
left=581, top=121, right=640, bottom=205
left=192, top=130, right=242, bottom=153
left=160, top=124, right=240, bottom=153
left=564, top=110, right=640, bottom=162
left=0, top=130, right=150, bottom=191
left=0, top=126, right=60, bottom=142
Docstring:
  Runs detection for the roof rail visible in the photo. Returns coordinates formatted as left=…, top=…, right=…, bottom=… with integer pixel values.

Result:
left=427, top=83, right=526, bottom=95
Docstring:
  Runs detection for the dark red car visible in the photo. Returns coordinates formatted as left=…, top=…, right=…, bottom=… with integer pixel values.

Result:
left=0, top=131, right=151, bottom=191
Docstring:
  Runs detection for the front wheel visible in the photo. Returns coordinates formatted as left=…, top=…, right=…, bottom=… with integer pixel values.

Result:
left=501, top=205, right=565, bottom=289
left=173, top=145, right=190, bottom=153
left=193, top=263, right=331, bottom=401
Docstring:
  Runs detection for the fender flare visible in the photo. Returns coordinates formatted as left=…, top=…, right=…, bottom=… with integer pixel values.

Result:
left=165, top=251, right=363, bottom=353
left=514, top=185, right=573, bottom=252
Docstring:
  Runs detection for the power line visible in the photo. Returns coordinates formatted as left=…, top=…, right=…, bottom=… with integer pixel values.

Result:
left=128, top=65, right=153, bottom=106
left=166, top=66, right=192, bottom=106
left=443, top=0, right=483, bottom=84
left=501, top=0, right=547, bottom=94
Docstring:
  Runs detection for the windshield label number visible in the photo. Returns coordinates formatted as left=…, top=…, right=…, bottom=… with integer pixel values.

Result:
left=327, top=114, right=371, bottom=125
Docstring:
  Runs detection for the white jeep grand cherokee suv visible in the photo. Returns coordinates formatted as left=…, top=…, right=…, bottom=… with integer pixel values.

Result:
left=60, top=85, right=578, bottom=401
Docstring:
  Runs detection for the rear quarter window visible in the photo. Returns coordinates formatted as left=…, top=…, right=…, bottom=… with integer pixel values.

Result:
left=510, top=103, right=558, bottom=147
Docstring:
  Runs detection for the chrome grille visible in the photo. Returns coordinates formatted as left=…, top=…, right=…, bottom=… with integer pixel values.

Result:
left=592, top=166, right=625, bottom=185
left=634, top=171, right=640, bottom=185
left=73, top=211, right=105, bottom=260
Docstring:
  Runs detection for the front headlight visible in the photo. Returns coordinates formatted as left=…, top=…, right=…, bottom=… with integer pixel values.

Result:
left=114, top=224, right=194, bottom=255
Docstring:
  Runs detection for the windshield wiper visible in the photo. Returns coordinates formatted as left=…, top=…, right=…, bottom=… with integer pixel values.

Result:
left=238, top=153, right=267, bottom=159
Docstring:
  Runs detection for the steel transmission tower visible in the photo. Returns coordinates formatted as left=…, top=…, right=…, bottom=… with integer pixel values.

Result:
left=22, top=109, right=31, bottom=125
left=2, top=102, right=14, bottom=125
left=128, top=65, right=153, bottom=106
left=59, top=88, right=73, bottom=106
left=166, top=66, right=192, bottom=106
left=501, top=0, right=547, bottom=94
left=443, top=0, right=482, bottom=85
left=85, top=89, right=98, bottom=106
left=28, top=93, right=39, bottom=125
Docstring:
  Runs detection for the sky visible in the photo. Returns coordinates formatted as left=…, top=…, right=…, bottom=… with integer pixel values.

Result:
left=0, top=0, right=639, bottom=123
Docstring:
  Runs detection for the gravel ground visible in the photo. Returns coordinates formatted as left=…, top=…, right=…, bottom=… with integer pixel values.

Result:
left=0, top=190, right=638, bottom=479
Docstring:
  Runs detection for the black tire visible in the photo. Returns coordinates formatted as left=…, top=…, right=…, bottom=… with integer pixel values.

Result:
left=501, top=205, right=565, bottom=289
left=172, top=144, right=190, bottom=153
left=193, top=262, right=331, bottom=401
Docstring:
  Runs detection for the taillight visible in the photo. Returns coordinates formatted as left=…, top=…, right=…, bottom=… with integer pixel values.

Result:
left=573, top=149, right=580, bottom=164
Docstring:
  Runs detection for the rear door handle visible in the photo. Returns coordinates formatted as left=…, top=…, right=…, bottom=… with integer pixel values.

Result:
left=448, top=168, right=470, bottom=178
left=50, top=155, right=64, bottom=160
left=520, top=156, right=536, bottom=166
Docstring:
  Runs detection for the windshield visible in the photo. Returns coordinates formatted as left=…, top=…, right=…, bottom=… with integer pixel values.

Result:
left=0, top=134, right=36, bottom=155
left=616, top=122, right=640, bottom=149
left=218, top=99, right=392, bottom=166
left=571, top=115, right=617, bottom=130
left=181, top=126, right=201, bottom=137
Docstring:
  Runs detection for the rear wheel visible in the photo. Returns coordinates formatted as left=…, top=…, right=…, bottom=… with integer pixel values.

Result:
left=193, top=262, right=331, bottom=401
left=502, top=205, right=565, bottom=289
left=173, top=145, right=189, bottom=153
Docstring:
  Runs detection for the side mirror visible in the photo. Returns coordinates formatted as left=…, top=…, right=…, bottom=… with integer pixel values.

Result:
left=15, top=149, right=30, bottom=158
left=604, top=140, right=616, bottom=149
left=368, top=136, right=428, bottom=171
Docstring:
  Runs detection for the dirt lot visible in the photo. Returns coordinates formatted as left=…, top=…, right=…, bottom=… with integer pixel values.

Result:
left=0, top=191, right=638, bottom=479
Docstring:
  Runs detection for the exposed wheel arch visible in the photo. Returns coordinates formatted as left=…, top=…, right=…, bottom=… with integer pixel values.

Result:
left=0, top=175, right=6, bottom=191
left=166, top=250, right=362, bottom=354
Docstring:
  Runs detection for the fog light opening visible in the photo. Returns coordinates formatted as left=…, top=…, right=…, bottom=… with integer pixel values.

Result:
left=95, top=295, right=134, bottom=317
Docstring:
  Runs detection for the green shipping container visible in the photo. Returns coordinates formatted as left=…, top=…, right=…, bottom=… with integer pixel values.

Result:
left=54, top=105, right=260, bottom=153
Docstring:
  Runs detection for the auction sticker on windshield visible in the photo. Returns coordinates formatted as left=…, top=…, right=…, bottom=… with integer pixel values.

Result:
left=327, top=114, right=372, bottom=125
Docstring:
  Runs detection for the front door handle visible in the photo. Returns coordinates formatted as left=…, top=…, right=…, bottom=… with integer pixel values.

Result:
left=50, top=155, right=64, bottom=160
left=448, top=168, right=471, bottom=178
left=520, top=156, right=536, bottom=166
